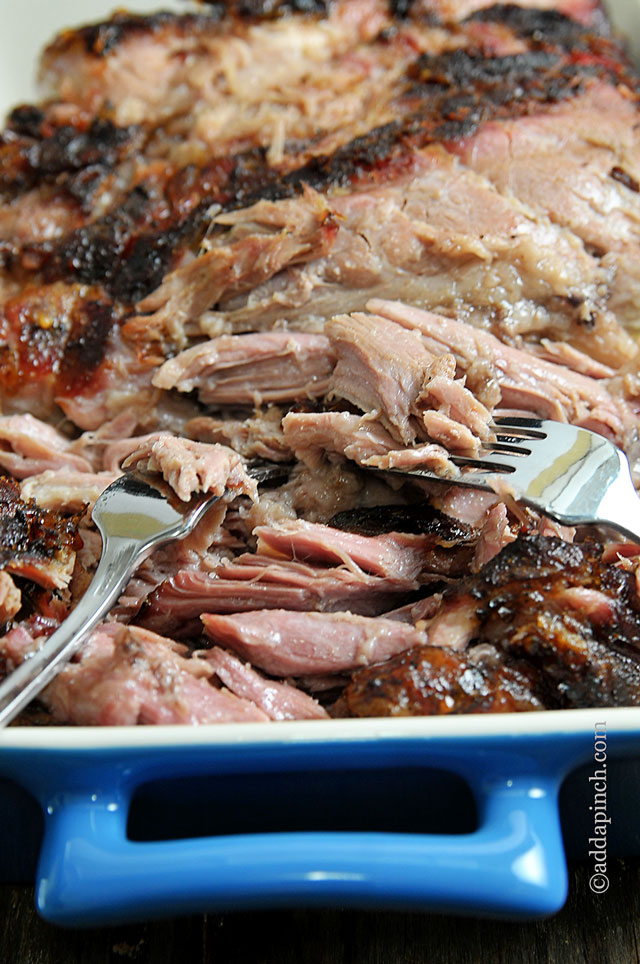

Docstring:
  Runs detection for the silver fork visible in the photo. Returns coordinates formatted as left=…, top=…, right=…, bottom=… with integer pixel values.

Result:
left=0, top=463, right=283, bottom=728
left=385, top=416, right=640, bottom=541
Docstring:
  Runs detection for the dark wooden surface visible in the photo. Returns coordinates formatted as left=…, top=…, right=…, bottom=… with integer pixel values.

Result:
left=3, top=860, right=640, bottom=964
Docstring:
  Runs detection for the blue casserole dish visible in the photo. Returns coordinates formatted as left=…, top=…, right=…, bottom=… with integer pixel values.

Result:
left=2, top=0, right=640, bottom=929
left=1, top=709, right=639, bottom=925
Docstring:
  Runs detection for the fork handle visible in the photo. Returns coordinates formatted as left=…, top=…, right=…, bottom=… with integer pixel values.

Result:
left=595, top=468, right=640, bottom=545
left=0, top=538, right=142, bottom=728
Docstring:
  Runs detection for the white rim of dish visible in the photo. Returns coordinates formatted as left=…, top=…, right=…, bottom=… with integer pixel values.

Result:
left=2, top=706, right=640, bottom=749
left=1, top=3, right=639, bottom=755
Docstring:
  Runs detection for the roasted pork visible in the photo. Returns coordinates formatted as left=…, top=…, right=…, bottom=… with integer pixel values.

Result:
left=2, top=0, right=640, bottom=724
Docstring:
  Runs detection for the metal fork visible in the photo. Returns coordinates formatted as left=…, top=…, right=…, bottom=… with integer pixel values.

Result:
left=385, top=416, right=640, bottom=542
left=0, top=463, right=283, bottom=728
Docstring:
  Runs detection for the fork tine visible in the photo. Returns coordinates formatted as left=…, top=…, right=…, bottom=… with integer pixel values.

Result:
left=452, top=452, right=521, bottom=472
left=378, top=421, right=640, bottom=546
left=492, top=416, right=547, bottom=439
left=489, top=438, right=533, bottom=453
left=493, top=415, right=545, bottom=429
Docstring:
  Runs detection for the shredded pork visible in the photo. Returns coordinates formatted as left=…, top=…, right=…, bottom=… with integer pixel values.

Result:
left=2, top=0, right=640, bottom=724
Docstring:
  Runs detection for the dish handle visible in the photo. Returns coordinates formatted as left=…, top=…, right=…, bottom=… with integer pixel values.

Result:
left=33, top=763, right=567, bottom=925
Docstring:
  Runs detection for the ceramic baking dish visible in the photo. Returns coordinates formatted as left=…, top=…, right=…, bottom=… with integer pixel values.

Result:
left=1, top=0, right=640, bottom=927
left=2, top=710, right=640, bottom=924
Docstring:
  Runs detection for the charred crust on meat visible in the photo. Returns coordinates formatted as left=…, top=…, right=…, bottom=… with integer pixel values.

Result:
left=23, top=149, right=283, bottom=300
left=62, top=12, right=220, bottom=57
left=406, top=22, right=639, bottom=122
left=390, top=0, right=416, bottom=17
left=230, top=0, right=328, bottom=17
left=410, top=49, right=560, bottom=88
left=281, top=121, right=409, bottom=194
left=57, top=299, right=117, bottom=393
left=6, top=105, right=46, bottom=139
left=280, top=39, right=637, bottom=198
left=0, top=284, right=118, bottom=398
left=58, top=3, right=328, bottom=55
left=478, top=534, right=587, bottom=586
left=469, top=536, right=640, bottom=705
left=5, top=6, right=638, bottom=305
left=342, top=535, right=640, bottom=715
left=88, top=0, right=432, bottom=23
left=610, top=166, right=640, bottom=192
left=0, top=116, right=141, bottom=198
left=406, top=49, right=594, bottom=137
left=467, top=5, right=596, bottom=43
left=41, top=184, right=208, bottom=303
left=0, top=476, right=80, bottom=568
left=192, top=0, right=328, bottom=18
left=27, top=119, right=134, bottom=177
left=328, top=502, right=475, bottom=543
left=2, top=3, right=640, bottom=722
left=340, top=642, right=546, bottom=715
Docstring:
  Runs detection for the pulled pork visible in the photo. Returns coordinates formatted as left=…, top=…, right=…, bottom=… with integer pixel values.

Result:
left=2, top=0, right=640, bottom=724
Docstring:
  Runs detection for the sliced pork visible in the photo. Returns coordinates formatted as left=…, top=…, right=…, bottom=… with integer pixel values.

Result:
left=136, top=555, right=420, bottom=636
left=368, top=300, right=638, bottom=445
left=255, top=518, right=436, bottom=580
left=42, top=624, right=271, bottom=726
left=204, top=646, right=329, bottom=720
left=201, top=609, right=426, bottom=676
left=0, top=414, right=91, bottom=478
left=153, top=331, right=336, bottom=405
